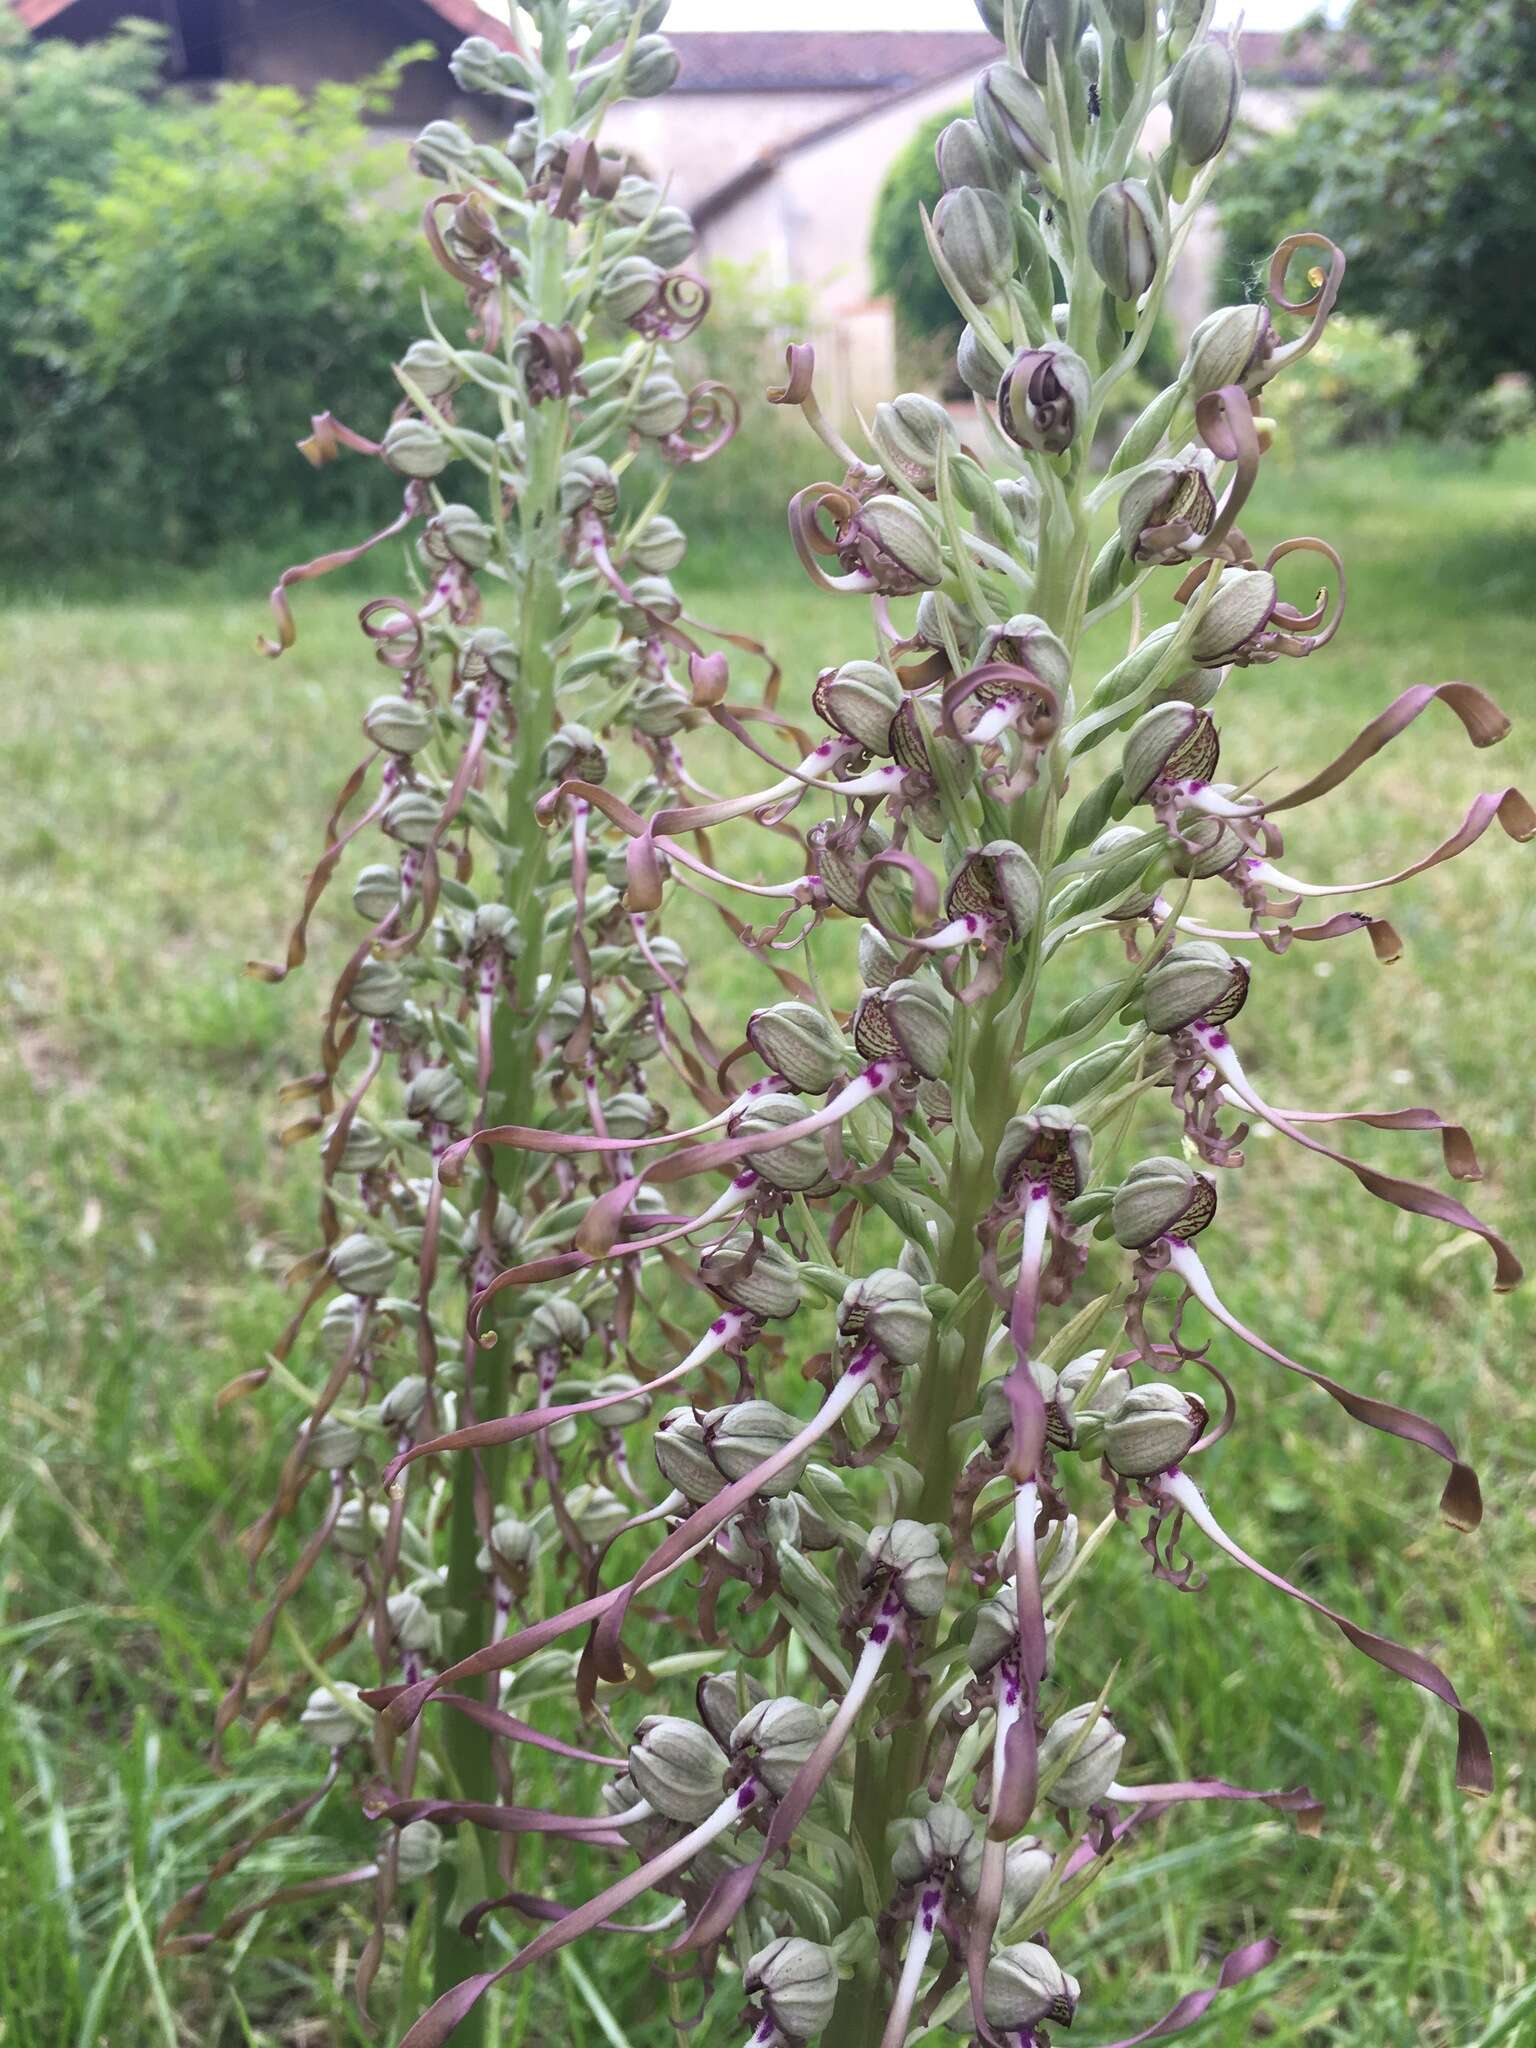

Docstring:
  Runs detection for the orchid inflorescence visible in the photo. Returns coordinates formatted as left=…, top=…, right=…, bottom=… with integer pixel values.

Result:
left=176, top=2, right=1528, bottom=2044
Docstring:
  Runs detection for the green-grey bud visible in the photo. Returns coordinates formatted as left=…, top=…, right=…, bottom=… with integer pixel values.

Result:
left=1181, top=303, right=1272, bottom=399
left=329, top=1232, right=395, bottom=1298
left=961, top=1835, right=1054, bottom=1921
left=397, top=338, right=461, bottom=399
left=1169, top=40, right=1241, bottom=166
left=837, top=1268, right=932, bottom=1369
left=730, top=1696, right=823, bottom=1796
left=745, top=1936, right=839, bottom=2044
left=1039, top=1700, right=1125, bottom=1805
left=729, top=1094, right=830, bottom=1193
left=855, top=495, right=945, bottom=592
left=412, top=120, right=475, bottom=179
left=628, top=1715, right=726, bottom=1822
left=379, top=1374, right=429, bottom=1433
left=892, top=1799, right=976, bottom=1884
left=560, top=452, right=620, bottom=518
left=394, top=1819, right=443, bottom=1882
left=631, top=369, right=691, bottom=438
left=1117, top=459, right=1216, bottom=563
left=629, top=513, right=688, bottom=572
left=984, top=1942, right=1082, bottom=2030
left=323, top=1114, right=388, bottom=1174
left=1142, top=939, right=1250, bottom=1033
left=1088, top=178, right=1163, bottom=301
left=382, top=789, right=440, bottom=850
left=1080, top=824, right=1161, bottom=920
left=638, top=203, right=696, bottom=267
left=1103, top=1381, right=1208, bottom=1476
left=565, top=1482, right=631, bottom=1545
left=299, top=1682, right=364, bottom=1747
left=871, top=392, right=961, bottom=489
left=974, top=63, right=1054, bottom=175
left=858, top=923, right=902, bottom=991
left=936, top=116, right=1007, bottom=194
left=403, top=1064, right=469, bottom=1127
left=1121, top=701, right=1218, bottom=801
left=706, top=1401, right=807, bottom=1498
left=1021, top=0, right=1085, bottom=83
left=698, top=1237, right=803, bottom=1320
left=854, top=975, right=953, bottom=1080
left=947, top=839, right=1043, bottom=943
left=363, top=694, right=434, bottom=757
left=1112, top=1157, right=1219, bottom=1249
left=697, top=1669, right=767, bottom=1748
left=386, top=1590, right=439, bottom=1655
left=303, top=1410, right=363, bottom=1469
left=1056, top=1354, right=1131, bottom=1423
left=601, top=252, right=663, bottom=321
left=1187, top=565, right=1278, bottom=665
left=381, top=418, right=450, bottom=480
left=813, top=659, right=903, bottom=752
left=1169, top=812, right=1245, bottom=879
left=478, top=1515, right=538, bottom=1573
left=996, top=1104, right=1092, bottom=1202
left=862, top=1520, right=949, bottom=1617
left=654, top=1409, right=724, bottom=1504
left=934, top=186, right=1015, bottom=305
left=426, top=502, right=494, bottom=569
left=997, top=344, right=1092, bottom=456
left=351, top=864, right=400, bottom=923
left=624, top=33, right=680, bottom=98
left=747, top=1002, right=848, bottom=1094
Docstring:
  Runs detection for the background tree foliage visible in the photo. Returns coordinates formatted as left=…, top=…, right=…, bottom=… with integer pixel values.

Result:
left=1, top=21, right=435, bottom=561
left=869, top=106, right=962, bottom=354
left=1222, top=0, right=1536, bottom=428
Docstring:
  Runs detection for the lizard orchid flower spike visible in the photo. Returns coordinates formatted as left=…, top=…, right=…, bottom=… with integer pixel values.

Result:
left=182, top=6, right=1524, bottom=2046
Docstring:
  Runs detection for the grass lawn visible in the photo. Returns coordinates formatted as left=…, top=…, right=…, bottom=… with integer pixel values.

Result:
left=3, top=437, right=1535, bottom=2048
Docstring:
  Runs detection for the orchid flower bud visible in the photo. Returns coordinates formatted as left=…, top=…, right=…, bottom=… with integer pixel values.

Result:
left=697, top=1669, right=768, bottom=1748
left=477, top=1515, right=538, bottom=1573
left=387, top=1590, right=440, bottom=1655
left=858, top=923, right=903, bottom=990
left=462, top=625, right=521, bottom=683
left=1117, top=460, right=1216, bottom=563
left=936, top=116, right=1008, bottom=195
left=1055, top=1354, right=1131, bottom=1424
left=351, top=865, right=400, bottom=923
left=814, top=659, right=903, bottom=752
left=966, top=1580, right=1021, bottom=1674
left=329, top=1232, right=396, bottom=1298
left=627, top=1715, right=726, bottom=1822
left=983, top=1942, right=1082, bottom=2030
left=747, top=1002, right=848, bottom=1094
left=403, top=1064, right=470, bottom=1127
left=654, top=1408, right=725, bottom=1504
left=974, top=63, right=1054, bottom=176
left=323, top=1114, right=389, bottom=1174
left=956, top=321, right=1004, bottom=396
left=560, top=452, right=620, bottom=518
left=380, top=790, right=440, bottom=852
left=631, top=370, right=691, bottom=438
left=394, top=1819, right=444, bottom=1883
left=1103, top=1382, right=1208, bottom=1476
left=637, top=204, right=696, bottom=267
left=996, top=1104, right=1092, bottom=1201
left=948, top=839, right=1044, bottom=943
left=1021, top=0, right=1085, bottom=83
left=379, top=1375, right=429, bottom=1434
left=541, top=724, right=607, bottom=785
left=304, top=1413, right=363, bottom=1469
left=995, top=472, right=1041, bottom=537
left=299, top=1682, right=364, bottom=1747
left=381, top=418, right=451, bottom=480
left=627, top=934, right=687, bottom=993
left=933, top=186, right=1015, bottom=305
left=363, top=694, right=435, bottom=757
left=861, top=1520, right=949, bottom=1616
left=1088, top=178, right=1163, bottom=301
left=426, top=503, right=494, bottom=569
left=855, top=974, right=954, bottom=1079
left=1112, top=1157, right=1219, bottom=1249
left=1181, top=304, right=1272, bottom=399
left=978, top=612, right=1073, bottom=695
left=1039, top=1701, right=1125, bottom=1805
left=915, top=586, right=982, bottom=655
left=745, top=1936, right=840, bottom=2045
left=566, top=1482, right=631, bottom=1545
left=1169, top=813, right=1245, bottom=879
left=628, top=513, right=688, bottom=572
left=730, top=1095, right=832, bottom=1192
left=591, top=1370, right=650, bottom=1426
left=1142, top=940, right=1250, bottom=1033
left=611, top=171, right=662, bottom=223
left=892, top=1799, right=975, bottom=1884
left=730, top=1696, right=824, bottom=1795
left=872, top=392, right=962, bottom=490
left=624, top=34, right=681, bottom=99
left=411, top=119, right=475, bottom=178
left=600, top=253, right=663, bottom=321
left=699, top=1238, right=804, bottom=1319
left=706, top=1401, right=809, bottom=1497
left=1121, top=701, right=1218, bottom=802
left=528, top=1296, right=590, bottom=1354
left=1187, top=565, right=1279, bottom=665
left=846, top=495, right=945, bottom=593
left=1070, top=824, right=1160, bottom=921
left=997, top=345, right=1092, bottom=456
left=398, top=338, right=461, bottom=399
left=958, top=1831, right=1055, bottom=1922
left=999, top=1507, right=1081, bottom=1594
left=974, top=0, right=1006, bottom=33
left=837, top=1268, right=933, bottom=1368
left=1169, top=39, right=1241, bottom=167
left=980, top=1359, right=1058, bottom=1446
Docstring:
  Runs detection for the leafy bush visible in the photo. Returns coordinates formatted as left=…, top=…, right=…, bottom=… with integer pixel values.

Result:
left=4, top=25, right=436, bottom=561
left=1220, top=0, right=1536, bottom=435
left=870, top=105, right=963, bottom=352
